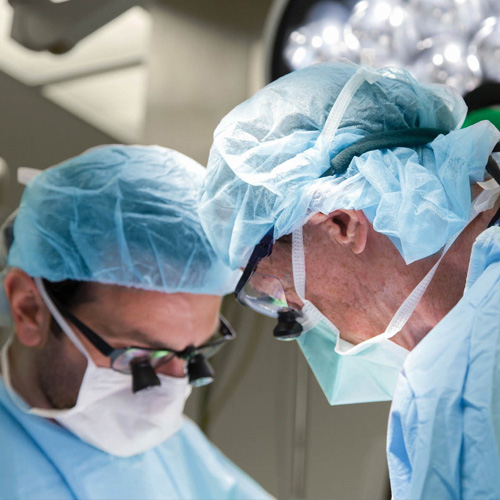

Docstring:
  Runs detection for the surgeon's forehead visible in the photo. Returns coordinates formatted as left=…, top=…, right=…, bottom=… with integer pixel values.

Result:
left=73, top=283, right=222, bottom=350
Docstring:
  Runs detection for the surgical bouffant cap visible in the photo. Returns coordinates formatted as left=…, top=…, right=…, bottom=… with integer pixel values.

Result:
left=8, top=145, right=239, bottom=295
left=199, top=62, right=500, bottom=268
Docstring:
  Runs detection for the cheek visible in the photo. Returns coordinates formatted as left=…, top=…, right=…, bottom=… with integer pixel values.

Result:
left=303, top=242, right=347, bottom=310
left=38, top=335, right=88, bottom=409
left=261, top=247, right=294, bottom=284
left=304, top=245, right=327, bottom=291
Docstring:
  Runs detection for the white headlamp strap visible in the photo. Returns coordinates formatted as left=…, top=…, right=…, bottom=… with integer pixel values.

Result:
left=17, top=167, right=42, bottom=186
left=317, top=66, right=380, bottom=151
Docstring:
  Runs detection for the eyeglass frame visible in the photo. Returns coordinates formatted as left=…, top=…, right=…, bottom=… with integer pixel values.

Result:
left=234, top=226, right=275, bottom=301
left=47, top=292, right=236, bottom=374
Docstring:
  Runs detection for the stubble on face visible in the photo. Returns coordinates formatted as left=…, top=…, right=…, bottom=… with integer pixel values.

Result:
left=37, top=332, right=87, bottom=410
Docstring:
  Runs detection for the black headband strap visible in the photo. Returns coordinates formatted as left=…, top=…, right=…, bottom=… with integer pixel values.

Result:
left=486, top=144, right=500, bottom=227
left=320, top=127, right=448, bottom=178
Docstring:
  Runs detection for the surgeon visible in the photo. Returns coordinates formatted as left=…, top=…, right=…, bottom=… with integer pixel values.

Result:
left=199, top=61, right=500, bottom=499
left=0, top=145, right=270, bottom=500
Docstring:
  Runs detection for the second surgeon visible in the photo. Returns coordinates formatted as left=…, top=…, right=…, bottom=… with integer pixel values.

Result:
left=0, top=145, right=270, bottom=500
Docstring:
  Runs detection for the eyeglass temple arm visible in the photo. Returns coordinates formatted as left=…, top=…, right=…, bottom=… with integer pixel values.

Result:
left=235, top=227, right=275, bottom=297
left=179, top=315, right=236, bottom=356
left=49, top=296, right=114, bottom=357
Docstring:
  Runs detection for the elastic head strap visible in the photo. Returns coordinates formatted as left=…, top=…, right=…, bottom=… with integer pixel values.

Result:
left=320, top=127, right=447, bottom=178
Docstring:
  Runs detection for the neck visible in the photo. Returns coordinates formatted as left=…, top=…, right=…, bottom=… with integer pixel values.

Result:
left=1, top=335, right=53, bottom=409
left=394, top=203, right=498, bottom=350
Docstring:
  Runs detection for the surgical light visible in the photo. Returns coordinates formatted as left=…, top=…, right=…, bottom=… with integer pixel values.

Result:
left=283, top=3, right=351, bottom=70
left=267, top=0, right=500, bottom=97
left=410, top=36, right=482, bottom=94
left=470, top=16, right=500, bottom=82
left=343, top=0, right=418, bottom=66
left=411, top=0, right=487, bottom=39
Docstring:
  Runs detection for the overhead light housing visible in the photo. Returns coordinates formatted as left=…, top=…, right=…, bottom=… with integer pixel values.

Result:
left=0, top=2, right=151, bottom=143
left=8, top=0, right=140, bottom=54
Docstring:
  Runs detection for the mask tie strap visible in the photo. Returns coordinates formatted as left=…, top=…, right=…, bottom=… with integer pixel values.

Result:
left=0, top=334, right=27, bottom=409
left=292, top=226, right=306, bottom=300
left=0, top=333, right=40, bottom=415
left=293, top=177, right=500, bottom=355
left=34, top=277, right=94, bottom=365
left=292, top=226, right=329, bottom=327
left=346, top=180, right=500, bottom=354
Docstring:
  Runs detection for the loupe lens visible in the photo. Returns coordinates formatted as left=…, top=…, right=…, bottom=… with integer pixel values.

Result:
left=238, top=272, right=289, bottom=318
left=273, top=308, right=303, bottom=341
left=187, top=354, right=214, bottom=386
left=131, top=358, right=161, bottom=393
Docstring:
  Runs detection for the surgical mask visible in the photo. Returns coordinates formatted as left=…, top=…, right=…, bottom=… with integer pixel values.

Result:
left=0, top=283, right=192, bottom=457
left=294, top=178, right=500, bottom=405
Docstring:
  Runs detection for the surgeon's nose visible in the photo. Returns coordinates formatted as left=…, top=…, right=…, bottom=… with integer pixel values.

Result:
left=157, top=357, right=186, bottom=378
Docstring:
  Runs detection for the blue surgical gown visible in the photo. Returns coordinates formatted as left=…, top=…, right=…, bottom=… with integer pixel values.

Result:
left=0, top=378, right=271, bottom=500
left=387, top=226, right=500, bottom=499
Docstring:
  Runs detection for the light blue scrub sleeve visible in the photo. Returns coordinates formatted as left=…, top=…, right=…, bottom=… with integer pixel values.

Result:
left=387, top=228, right=500, bottom=499
left=0, top=378, right=271, bottom=500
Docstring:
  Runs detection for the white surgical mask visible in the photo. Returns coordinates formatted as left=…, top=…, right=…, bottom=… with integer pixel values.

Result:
left=293, top=178, right=500, bottom=405
left=0, top=278, right=191, bottom=457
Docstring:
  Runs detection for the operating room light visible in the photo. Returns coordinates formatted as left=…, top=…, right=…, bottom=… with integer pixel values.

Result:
left=470, top=16, right=500, bottom=82
left=410, top=36, right=481, bottom=94
left=275, top=0, right=500, bottom=97
left=343, top=0, right=419, bottom=67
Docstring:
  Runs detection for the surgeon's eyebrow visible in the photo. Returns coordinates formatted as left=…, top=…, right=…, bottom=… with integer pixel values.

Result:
left=123, top=320, right=220, bottom=351
left=122, top=329, right=176, bottom=351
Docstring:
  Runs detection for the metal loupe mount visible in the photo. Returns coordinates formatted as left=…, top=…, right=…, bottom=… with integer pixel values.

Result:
left=131, top=358, right=161, bottom=393
left=187, top=353, right=214, bottom=387
left=274, top=309, right=303, bottom=341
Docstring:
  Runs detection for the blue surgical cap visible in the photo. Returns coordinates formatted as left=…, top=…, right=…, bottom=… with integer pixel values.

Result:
left=8, top=145, right=239, bottom=295
left=199, top=62, right=500, bottom=268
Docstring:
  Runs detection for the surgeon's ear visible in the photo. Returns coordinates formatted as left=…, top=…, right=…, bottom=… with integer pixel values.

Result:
left=308, top=209, right=369, bottom=254
left=3, top=269, right=51, bottom=347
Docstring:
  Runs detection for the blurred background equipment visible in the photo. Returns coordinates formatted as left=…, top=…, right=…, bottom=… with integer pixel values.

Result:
left=8, top=0, right=140, bottom=54
left=265, top=0, right=500, bottom=94
left=0, top=1, right=150, bottom=144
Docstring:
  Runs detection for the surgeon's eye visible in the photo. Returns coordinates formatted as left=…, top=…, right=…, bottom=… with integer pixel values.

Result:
left=111, top=348, right=175, bottom=374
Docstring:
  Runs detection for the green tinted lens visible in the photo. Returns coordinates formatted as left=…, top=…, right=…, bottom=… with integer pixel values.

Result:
left=111, top=348, right=175, bottom=373
left=238, top=272, right=289, bottom=318
left=149, top=350, right=176, bottom=369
